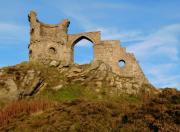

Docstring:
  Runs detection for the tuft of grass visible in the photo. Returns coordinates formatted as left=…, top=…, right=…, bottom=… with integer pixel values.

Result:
left=39, top=84, right=85, bottom=101
left=39, top=83, right=102, bottom=102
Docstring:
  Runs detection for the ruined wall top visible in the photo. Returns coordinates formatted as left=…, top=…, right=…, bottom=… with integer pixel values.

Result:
left=28, top=11, right=70, bottom=45
left=28, top=11, right=149, bottom=85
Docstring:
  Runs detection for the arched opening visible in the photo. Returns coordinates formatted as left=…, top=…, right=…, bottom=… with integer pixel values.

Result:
left=118, top=60, right=126, bottom=68
left=49, top=47, right=56, bottom=55
left=73, top=37, right=94, bottom=64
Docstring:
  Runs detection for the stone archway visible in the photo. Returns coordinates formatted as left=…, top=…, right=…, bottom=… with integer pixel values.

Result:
left=72, top=36, right=94, bottom=47
left=71, top=36, right=94, bottom=64
left=67, top=32, right=101, bottom=64
left=72, top=36, right=94, bottom=64
left=67, top=31, right=101, bottom=48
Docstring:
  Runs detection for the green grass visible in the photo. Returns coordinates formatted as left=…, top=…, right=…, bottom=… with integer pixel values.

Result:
left=39, top=84, right=85, bottom=101
left=38, top=83, right=143, bottom=106
left=38, top=83, right=102, bottom=102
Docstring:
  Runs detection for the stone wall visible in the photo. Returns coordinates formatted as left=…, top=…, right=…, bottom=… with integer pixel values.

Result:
left=28, top=11, right=149, bottom=84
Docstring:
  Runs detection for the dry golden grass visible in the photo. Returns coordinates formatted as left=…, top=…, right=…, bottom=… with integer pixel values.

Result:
left=0, top=99, right=54, bottom=126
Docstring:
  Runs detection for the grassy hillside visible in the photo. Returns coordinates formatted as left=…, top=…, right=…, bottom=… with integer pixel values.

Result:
left=0, top=86, right=179, bottom=131
left=0, top=62, right=179, bottom=131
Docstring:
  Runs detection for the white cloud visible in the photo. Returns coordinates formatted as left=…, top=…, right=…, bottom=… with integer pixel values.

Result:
left=0, top=23, right=28, bottom=43
left=56, top=3, right=145, bottom=43
left=53, top=1, right=137, bottom=33
left=127, top=24, right=180, bottom=61
left=93, top=27, right=145, bottom=42
left=146, top=63, right=180, bottom=88
left=92, top=3, right=136, bottom=10
left=126, top=24, right=180, bottom=88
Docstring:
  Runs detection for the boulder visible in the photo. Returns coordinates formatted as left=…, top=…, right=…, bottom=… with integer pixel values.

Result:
left=0, top=78, right=18, bottom=101
left=49, top=60, right=59, bottom=67
left=52, top=84, right=63, bottom=91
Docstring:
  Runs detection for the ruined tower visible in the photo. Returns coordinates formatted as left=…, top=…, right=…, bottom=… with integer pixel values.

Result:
left=28, top=11, right=149, bottom=85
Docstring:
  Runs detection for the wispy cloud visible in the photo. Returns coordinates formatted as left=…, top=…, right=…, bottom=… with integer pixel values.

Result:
left=126, top=24, right=180, bottom=88
left=54, top=1, right=145, bottom=43
left=92, top=2, right=136, bottom=10
left=0, top=23, right=28, bottom=43
left=127, top=24, right=180, bottom=61
left=52, top=1, right=137, bottom=31
left=93, top=27, right=146, bottom=43
left=146, top=63, right=180, bottom=88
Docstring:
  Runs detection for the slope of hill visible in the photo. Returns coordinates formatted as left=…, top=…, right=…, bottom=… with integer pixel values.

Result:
left=0, top=62, right=179, bottom=132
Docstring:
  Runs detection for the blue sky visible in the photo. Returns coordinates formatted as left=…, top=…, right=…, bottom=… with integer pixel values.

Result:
left=0, top=0, right=180, bottom=88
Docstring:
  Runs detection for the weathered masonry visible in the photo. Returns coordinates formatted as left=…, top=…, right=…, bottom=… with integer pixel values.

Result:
left=28, top=11, right=148, bottom=84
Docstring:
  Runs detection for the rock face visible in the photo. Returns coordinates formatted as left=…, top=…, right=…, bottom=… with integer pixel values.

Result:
left=64, top=61, right=155, bottom=95
left=0, top=62, right=156, bottom=102
left=0, top=65, right=44, bottom=102
left=28, top=11, right=148, bottom=86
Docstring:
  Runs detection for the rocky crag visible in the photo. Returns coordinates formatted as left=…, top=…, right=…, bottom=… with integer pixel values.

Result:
left=0, top=61, right=157, bottom=104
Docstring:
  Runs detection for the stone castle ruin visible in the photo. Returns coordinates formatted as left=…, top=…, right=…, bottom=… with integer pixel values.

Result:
left=28, top=11, right=149, bottom=86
